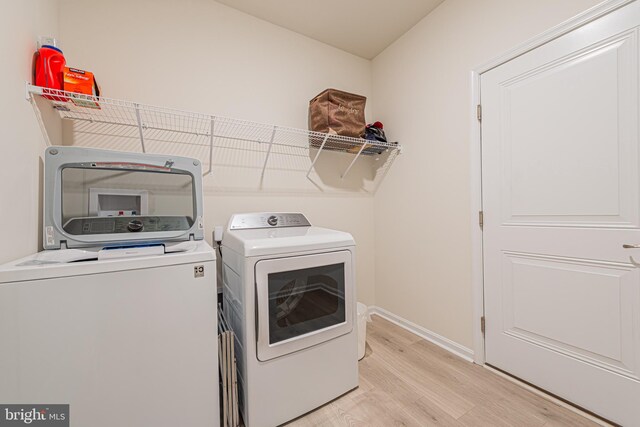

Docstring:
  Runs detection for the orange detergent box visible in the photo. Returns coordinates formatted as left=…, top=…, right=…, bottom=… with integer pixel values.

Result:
left=63, top=67, right=101, bottom=108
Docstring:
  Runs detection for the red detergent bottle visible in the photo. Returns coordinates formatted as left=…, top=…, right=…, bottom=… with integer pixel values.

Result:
left=33, top=45, right=66, bottom=100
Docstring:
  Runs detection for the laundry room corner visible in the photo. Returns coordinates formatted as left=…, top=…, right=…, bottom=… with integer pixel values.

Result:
left=0, top=1, right=60, bottom=265
left=4, top=0, right=639, bottom=424
left=55, top=0, right=380, bottom=305
left=370, top=0, right=602, bottom=352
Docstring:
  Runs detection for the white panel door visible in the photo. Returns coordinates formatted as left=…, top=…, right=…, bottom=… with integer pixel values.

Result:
left=481, top=2, right=640, bottom=425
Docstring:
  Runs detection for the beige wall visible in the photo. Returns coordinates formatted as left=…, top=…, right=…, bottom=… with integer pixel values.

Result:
left=0, top=0, right=59, bottom=264
left=371, top=0, right=602, bottom=349
left=57, top=0, right=378, bottom=304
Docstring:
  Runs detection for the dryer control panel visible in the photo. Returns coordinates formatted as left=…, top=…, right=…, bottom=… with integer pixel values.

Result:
left=229, top=213, right=311, bottom=230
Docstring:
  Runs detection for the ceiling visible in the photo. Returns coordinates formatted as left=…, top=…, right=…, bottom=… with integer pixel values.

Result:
left=215, top=0, right=446, bottom=59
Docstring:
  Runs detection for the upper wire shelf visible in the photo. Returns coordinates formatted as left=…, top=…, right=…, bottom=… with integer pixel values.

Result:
left=26, top=84, right=402, bottom=179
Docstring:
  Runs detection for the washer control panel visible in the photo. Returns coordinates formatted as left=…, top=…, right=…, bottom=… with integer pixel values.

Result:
left=63, top=216, right=193, bottom=235
left=229, top=213, right=311, bottom=230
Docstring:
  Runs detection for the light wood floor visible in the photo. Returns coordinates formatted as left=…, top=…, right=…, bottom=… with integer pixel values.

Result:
left=285, top=316, right=601, bottom=427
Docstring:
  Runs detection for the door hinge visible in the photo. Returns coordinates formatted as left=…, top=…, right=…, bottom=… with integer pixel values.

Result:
left=478, top=210, right=484, bottom=229
left=477, top=104, right=482, bottom=122
left=481, top=316, right=486, bottom=335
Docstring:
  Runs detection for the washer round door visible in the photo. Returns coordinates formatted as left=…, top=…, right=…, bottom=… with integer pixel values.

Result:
left=255, top=250, right=354, bottom=361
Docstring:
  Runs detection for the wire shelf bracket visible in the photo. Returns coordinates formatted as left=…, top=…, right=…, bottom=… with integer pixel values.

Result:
left=306, top=133, right=330, bottom=178
left=260, top=126, right=277, bottom=185
left=341, top=140, right=367, bottom=180
left=207, top=117, right=214, bottom=176
left=134, top=104, right=146, bottom=153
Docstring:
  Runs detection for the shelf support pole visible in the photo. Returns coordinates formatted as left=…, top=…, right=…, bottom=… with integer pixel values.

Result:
left=204, top=117, right=214, bottom=176
left=134, top=104, right=146, bottom=153
left=341, top=141, right=368, bottom=179
left=260, top=126, right=277, bottom=182
left=306, top=133, right=330, bottom=178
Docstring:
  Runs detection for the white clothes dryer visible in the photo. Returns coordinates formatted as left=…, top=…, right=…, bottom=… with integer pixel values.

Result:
left=221, top=213, right=358, bottom=427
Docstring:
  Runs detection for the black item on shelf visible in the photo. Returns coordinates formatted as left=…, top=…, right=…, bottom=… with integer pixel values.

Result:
left=365, top=122, right=387, bottom=143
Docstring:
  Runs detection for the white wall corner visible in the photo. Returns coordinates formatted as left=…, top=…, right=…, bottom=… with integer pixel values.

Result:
left=368, top=306, right=474, bottom=363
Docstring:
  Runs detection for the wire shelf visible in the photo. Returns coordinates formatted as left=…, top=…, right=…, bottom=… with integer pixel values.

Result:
left=26, top=84, right=402, bottom=179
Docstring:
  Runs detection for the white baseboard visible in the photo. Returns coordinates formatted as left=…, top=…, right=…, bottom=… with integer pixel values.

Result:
left=368, top=306, right=475, bottom=363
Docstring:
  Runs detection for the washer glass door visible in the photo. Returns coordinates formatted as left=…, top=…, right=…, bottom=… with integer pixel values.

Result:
left=255, top=250, right=354, bottom=361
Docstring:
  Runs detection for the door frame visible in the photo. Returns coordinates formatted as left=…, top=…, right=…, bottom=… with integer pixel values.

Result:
left=469, top=0, right=634, bottom=365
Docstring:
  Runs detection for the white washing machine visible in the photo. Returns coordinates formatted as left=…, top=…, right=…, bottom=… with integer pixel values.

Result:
left=0, top=241, right=219, bottom=427
left=0, top=147, right=219, bottom=426
left=221, top=213, right=358, bottom=427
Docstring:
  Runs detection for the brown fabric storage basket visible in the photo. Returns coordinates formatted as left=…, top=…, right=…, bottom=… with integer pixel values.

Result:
left=308, top=89, right=366, bottom=150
